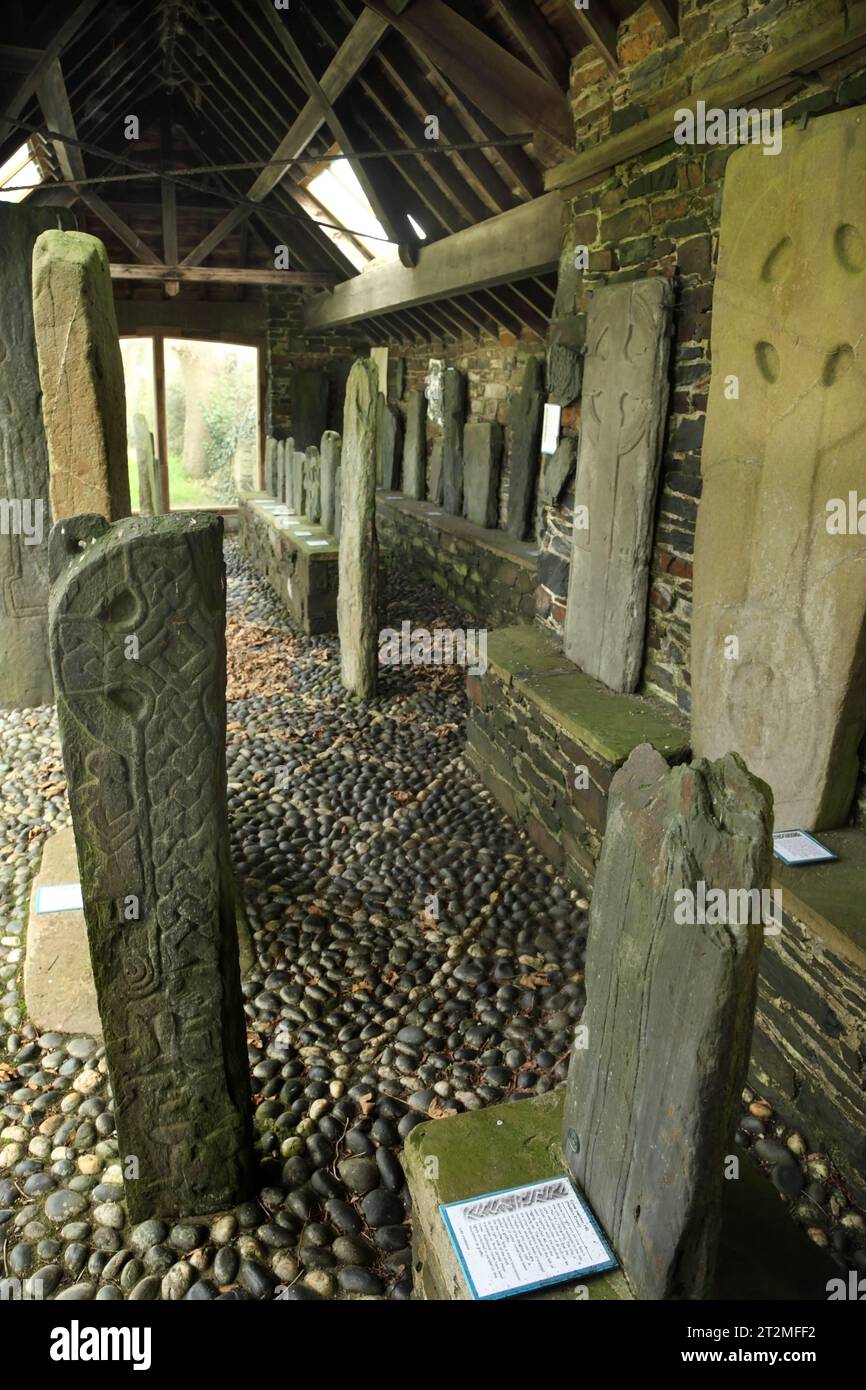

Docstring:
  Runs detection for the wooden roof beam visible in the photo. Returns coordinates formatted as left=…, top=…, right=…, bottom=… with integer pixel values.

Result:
left=305, top=190, right=561, bottom=331
left=181, top=8, right=389, bottom=266
left=0, top=0, right=101, bottom=151
left=648, top=1, right=679, bottom=40
left=361, top=0, right=573, bottom=151
left=572, top=0, right=620, bottom=76
left=488, top=0, right=571, bottom=89
left=109, top=265, right=337, bottom=286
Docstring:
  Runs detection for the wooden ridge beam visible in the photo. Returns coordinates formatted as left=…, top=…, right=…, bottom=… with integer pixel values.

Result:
left=572, top=0, right=620, bottom=76
left=547, top=6, right=866, bottom=192
left=488, top=0, right=571, bottom=89
left=305, top=190, right=562, bottom=330
left=110, top=264, right=338, bottom=286
left=360, top=0, right=573, bottom=149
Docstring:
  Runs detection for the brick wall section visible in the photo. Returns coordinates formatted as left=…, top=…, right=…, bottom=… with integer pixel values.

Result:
left=265, top=289, right=365, bottom=436
left=382, top=329, right=546, bottom=530
left=376, top=496, right=537, bottom=630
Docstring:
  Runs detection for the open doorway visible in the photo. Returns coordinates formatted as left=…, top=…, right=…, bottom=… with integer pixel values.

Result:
left=120, top=336, right=260, bottom=511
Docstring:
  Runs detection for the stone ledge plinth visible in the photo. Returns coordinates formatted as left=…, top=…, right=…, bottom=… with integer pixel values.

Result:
left=404, top=1090, right=837, bottom=1302
left=239, top=490, right=339, bottom=634
left=24, top=827, right=101, bottom=1037
left=376, top=491, right=537, bottom=629
left=404, top=1091, right=632, bottom=1301
left=465, top=623, right=689, bottom=879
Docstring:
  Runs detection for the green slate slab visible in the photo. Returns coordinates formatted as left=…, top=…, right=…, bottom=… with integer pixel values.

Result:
left=772, top=828, right=866, bottom=969
left=403, top=1090, right=633, bottom=1301
left=485, top=624, right=689, bottom=766
left=485, top=623, right=571, bottom=685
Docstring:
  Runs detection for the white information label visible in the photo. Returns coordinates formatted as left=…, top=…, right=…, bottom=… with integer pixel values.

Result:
left=441, top=1175, right=616, bottom=1300
left=34, top=883, right=83, bottom=914
left=541, top=402, right=562, bottom=455
left=772, top=830, right=837, bottom=866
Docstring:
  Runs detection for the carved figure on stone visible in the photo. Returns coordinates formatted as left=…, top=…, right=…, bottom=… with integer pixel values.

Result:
left=564, top=277, right=672, bottom=694
left=48, top=511, right=252, bottom=1220
left=692, top=110, right=866, bottom=830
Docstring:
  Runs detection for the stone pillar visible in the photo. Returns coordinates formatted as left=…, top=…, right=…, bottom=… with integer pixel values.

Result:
left=265, top=437, right=277, bottom=496
left=427, top=441, right=443, bottom=506
left=441, top=367, right=466, bottom=515
left=692, top=110, right=866, bottom=831
left=321, top=430, right=341, bottom=535
left=338, top=360, right=379, bottom=697
left=403, top=390, right=427, bottom=500
left=506, top=356, right=544, bottom=540
left=562, top=743, right=771, bottom=1300
left=48, top=511, right=253, bottom=1221
left=33, top=230, right=131, bottom=523
left=563, top=277, right=672, bottom=693
left=276, top=440, right=286, bottom=507
left=377, top=395, right=403, bottom=490
left=333, top=468, right=343, bottom=543
left=463, top=422, right=503, bottom=529
left=284, top=437, right=296, bottom=510
left=0, top=203, right=75, bottom=710
left=305, top=446, right=322, bottom=524
left=292, top=451, right=306, bottom=518
left=132, top=415, right=155, bottom=516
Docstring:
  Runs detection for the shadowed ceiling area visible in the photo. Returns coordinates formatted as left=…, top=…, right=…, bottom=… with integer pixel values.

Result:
left=0, top=0, right=674, bottom=339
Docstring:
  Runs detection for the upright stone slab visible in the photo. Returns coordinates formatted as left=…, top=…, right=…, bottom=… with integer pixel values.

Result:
left=292, top=451, right=306, bottom=518
left=48, top=512, right=253, bottom=1220
left=305, top=445, right=322, bottom=524
left=441, top=368, right=466, bottom=516
left=33, top=230, right=131, bottom=523
left=506, top=356, right=544, bottom=540
left=563, top=743, right=771, bottom=1301
left=427, top=441, right=443, bottom=506
left=276, top=440, right=287, bottom=507
left=462, top=422, right=503, bottom=529
left=0, top=204, right=75, bottom=709
left=403, top=389, right=427, bottom=500
left=563, top=278, right=672, bottom=694
left=338, top=360, right=379, bottom=697
left=264, top=438, right=276, bottom=496
left=377, top=395, right=403, bottom=490
left=537, top=435, right=577, bottom=535
left=693, top=110, right=866, bottom=831
left=320, top=431, right=341, bottom=535
left=333, top=467, right=343, bottom=543
left=282, top=437, right=295, bottom=510
left=132, top=415, right=155, bottom=516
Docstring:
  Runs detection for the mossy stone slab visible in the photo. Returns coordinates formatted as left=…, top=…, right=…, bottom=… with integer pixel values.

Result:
left=524, top=669, right=690, bottom=765
left=772, top=828, right=866, bottom=968
left=404, top=1090, right=632, bottom=1301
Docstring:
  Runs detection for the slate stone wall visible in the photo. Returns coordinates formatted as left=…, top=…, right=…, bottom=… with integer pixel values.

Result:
left=753, top=909, right=866, bottom=1209
left=265, top=290, right=364, bottom=438
left=376, top=497, right=536, bottom=631
left=464, top=663, right=615, bottom=884
left=380, top=332, right=546, bottom=532
left=549, top=0, right=866, bottom=743
left=238, top=494, right=339, bottom=634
